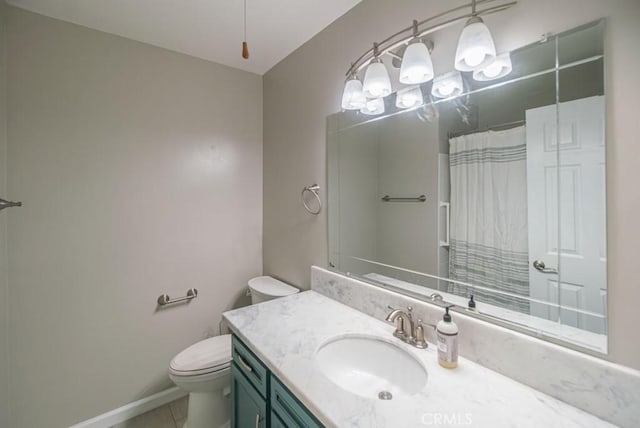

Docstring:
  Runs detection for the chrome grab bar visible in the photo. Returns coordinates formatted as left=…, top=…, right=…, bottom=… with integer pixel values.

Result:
left=381, top=195, right=427, bottom=202
left=157, top=288, right=198, bottom=306
left=533, top=260, right=558, bottom=275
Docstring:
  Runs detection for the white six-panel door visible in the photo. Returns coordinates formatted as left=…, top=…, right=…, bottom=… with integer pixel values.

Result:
left=526, top=96, right=606, bottom=334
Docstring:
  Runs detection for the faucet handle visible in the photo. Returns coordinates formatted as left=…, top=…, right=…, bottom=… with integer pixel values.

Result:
left=413, top=319, right=428, bottom=349
left=392, top=317, right=407, bottom=340
left=386, top=306, right=409, bottom=341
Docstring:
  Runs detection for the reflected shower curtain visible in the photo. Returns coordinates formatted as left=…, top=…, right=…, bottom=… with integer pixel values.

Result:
left=448, top=126, right=529, bottom=312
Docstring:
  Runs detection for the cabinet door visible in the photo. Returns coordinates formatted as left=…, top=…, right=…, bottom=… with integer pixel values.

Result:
left=270, top=410, right=287, bottom=428
left=271, top=376, right=323, bottom=428
left=232, top=363, right=267, bottom=428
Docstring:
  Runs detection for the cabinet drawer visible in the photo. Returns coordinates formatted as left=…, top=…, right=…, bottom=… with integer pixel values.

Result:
left=232, top=335, right=269, bottom=398
left=271, top=376, right=323, bottom=428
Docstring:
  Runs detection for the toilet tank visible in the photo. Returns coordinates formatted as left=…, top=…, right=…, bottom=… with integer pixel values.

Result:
left=248, top=276, right=299, bottom=304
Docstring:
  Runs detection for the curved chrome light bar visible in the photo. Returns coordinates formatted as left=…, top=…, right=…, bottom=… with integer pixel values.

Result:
left=344, top=0, right=517, bottom=79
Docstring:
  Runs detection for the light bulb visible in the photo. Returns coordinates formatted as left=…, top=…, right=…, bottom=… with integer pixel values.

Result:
left=454, top=17, right=496, bottom=72
left=360, top=97, right=385, bottom=115
left=341, top=78, right=366, bottom=110
left=396, top=86, right=424, bottom=109
left=399, top=42, right=434, bottom=85
left=483, top=62, right=503, bottom=77
left=464, top=49, right=486, bottom=68
left=362, top=61, right=392, bottom=98
left=431, top=71, right=463, bottom=99
left=473, top=52, right=513, bottom=81
left=440, top=84, right=454, bottom=96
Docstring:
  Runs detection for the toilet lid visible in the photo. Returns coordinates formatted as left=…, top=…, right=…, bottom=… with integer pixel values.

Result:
left=169, top=334, right=232, bottom=376
left=248, top=276, right=299, bottom=297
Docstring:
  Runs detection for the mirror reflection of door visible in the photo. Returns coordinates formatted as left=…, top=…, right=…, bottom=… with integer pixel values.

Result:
left=526, top=96, right=606, bottom=333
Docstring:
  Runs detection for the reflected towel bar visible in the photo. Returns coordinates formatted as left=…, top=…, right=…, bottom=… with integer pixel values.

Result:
left=0, top=198, right=22, bottom=211
left=381, top=195, right=427, bottom=202
left=157, top=288, right=198, bottom=306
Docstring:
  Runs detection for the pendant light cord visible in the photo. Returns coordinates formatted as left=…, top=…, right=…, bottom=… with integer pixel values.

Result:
left=241, top=0, right=249, bottom=59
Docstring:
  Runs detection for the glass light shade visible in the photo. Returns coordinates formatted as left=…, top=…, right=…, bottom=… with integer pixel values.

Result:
left=473, top=52, right=513, bottom=81
left=399, top=42, right=434, bottom=84
left=341, top=78, right=366, bottom=110
left=395, top=86, right=424, bottom=109
left=362, top=61, right=392, bottom=98
left=360, top=98, right=385, bottom=115
left=454, top=17, right=496, bottom=71
left=431, top=71, right=463, bottom=98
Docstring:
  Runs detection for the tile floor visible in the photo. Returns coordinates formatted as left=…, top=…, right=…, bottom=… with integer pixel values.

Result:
left=111, top=396, right=188, bottom=428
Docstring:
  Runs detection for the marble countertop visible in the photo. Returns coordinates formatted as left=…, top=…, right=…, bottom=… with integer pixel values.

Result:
left=223, top=291, right=615, bottom=428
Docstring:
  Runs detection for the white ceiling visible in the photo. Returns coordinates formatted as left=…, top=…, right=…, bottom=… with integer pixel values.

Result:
left=7, top=0, right=361, bottom=75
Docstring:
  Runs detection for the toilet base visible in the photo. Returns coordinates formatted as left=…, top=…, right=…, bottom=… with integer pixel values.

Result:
left=183, top=389, right=230, bottom=428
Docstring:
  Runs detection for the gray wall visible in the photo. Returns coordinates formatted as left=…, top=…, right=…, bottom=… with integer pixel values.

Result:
left=263, top=0, right=640, bottom=369
left=0, top=2, right=8, bottom=428
left=377, top=113, right=439, bottom=274
left=6, top=7, right=262, bottom=428
left=332, top=121, right=379, bottom=274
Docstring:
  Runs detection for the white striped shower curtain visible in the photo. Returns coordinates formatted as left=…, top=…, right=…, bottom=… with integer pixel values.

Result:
left=448, top=126, right=530, bottom=312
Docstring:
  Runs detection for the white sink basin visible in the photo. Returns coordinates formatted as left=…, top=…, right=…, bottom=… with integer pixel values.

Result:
left=315, top=335, right=428, bottom=400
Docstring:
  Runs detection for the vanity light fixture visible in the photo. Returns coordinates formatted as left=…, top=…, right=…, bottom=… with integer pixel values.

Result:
left=360, top=98, right=385, bottom=116
left=340, top=0, right=516, bottom=111
left=454, top=0, right=496, bottom=71
left=396, top=86, right=424, bottom=109
left=362, top=45, right=392, bottom=98
left=399, top=21, right=434, bottom=84
left=473, top=52, right=513, bottom=80
left=431, top=71, right=464, bottom=98
left=341, top=76, right=366, bottom=110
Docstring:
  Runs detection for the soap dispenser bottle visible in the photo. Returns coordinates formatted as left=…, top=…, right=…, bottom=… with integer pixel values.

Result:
left=436, top=305, right=458, bottom=369
left=468, top=295, right=476, bottom=311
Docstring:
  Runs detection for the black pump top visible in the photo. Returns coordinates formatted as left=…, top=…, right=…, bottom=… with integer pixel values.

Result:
left=468, top=295, right=476, bottom=309
left=443, top=305, right=454, bottom=322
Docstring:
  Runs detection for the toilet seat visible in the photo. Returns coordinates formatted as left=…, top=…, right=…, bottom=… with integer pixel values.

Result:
left=170, top=334, right=232, bottom=377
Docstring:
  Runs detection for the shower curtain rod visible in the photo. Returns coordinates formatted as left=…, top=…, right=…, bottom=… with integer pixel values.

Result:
left=448, top=119, right=525, bottom=139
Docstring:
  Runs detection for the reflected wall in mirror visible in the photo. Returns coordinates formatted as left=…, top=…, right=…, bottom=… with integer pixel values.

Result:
left=327, top=20, right=606, bottom=353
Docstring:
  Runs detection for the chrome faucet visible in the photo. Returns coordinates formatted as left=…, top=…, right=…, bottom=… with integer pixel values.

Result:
left=386, top=306, right=434, bottom=349
left=386, top=306, right=415, bottom=342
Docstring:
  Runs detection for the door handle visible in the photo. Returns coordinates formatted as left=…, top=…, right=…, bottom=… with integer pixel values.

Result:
left=533, top=260, right=558, bottom=274
left=255, top=413, right=260, bottom=428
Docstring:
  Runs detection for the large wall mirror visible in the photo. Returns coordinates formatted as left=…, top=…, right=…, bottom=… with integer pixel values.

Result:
left=327, top=20, right=606, bottom=353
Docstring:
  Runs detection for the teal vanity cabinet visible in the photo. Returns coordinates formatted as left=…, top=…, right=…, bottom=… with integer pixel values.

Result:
left=231, top=335, right=324, bottom=428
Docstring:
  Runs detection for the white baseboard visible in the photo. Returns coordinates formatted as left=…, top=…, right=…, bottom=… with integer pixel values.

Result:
left=69, top=386, right=188, bottom=428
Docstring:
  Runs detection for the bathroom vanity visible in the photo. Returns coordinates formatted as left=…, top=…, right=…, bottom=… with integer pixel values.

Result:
left=224, top=290, right=614, bottom=428
left=231, top=334, right=322, bottom=428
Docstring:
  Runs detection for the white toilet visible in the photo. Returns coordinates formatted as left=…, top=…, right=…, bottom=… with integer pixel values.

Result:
left=169, top=276, right=299, bottom=428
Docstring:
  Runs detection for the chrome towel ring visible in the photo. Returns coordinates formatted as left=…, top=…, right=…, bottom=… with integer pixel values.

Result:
left=301, top=184, right=322, bottom=215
